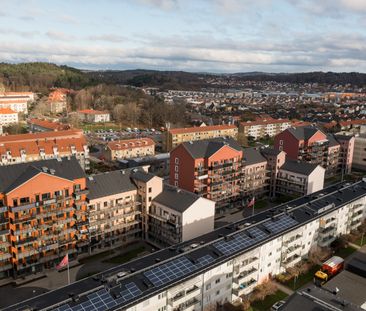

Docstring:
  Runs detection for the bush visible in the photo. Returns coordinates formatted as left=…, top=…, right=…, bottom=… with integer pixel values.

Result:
left=250, top=280, right=278, bottom=302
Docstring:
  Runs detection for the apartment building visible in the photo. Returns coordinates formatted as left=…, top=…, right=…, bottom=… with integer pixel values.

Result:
left=0, top=129, right=89, bottom=170
left=86, top=168, right=215, bottom=252
left=0, top=92, right=34, bottom=114
left=0, top=108, right=18, bottom=126
left=170, top=138, right=244, bottom=209
left=86, top=169, right=143, bottom=252
left=48, top=89, right=69, bottom=114
left=164, top=124, right=238, bottom=151
left=275, top=160, right=325, bottom=197
left=28, top=118, right=70, bottom=132
left=170, top=138, right=325, bottom=209
left=77, top=109, right=110, bottom=123
left=0, top=157, right=88, bottom=278
left=148, top=184, right=215, bottom=246
left=274, top=126, right=354, bottom=177
left=352, top=127, right=366, bottom=171
left=239, top=117, right=291, bottom=140
left=7, top=180, right=366, bottom=311
left=103, top=138, right=155, bottom=161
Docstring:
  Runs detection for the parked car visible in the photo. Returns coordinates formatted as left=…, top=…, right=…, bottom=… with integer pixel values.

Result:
left=271, top=300, right=285, bottom=311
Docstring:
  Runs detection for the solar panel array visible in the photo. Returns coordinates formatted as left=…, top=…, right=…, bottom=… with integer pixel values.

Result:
left=143, top=254, right=215, bottom=287
left=262, top=215, right=298, bottom=234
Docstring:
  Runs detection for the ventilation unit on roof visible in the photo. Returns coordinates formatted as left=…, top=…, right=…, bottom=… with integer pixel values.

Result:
left=49, top=169, right=55, bottom=175
left=88, top=176, right=94, bottom=181
left=42, top=167, right=48, bottom=172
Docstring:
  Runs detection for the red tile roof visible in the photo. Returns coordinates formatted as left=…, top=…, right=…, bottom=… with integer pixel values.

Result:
left=240, top=118, right=290, bottom=126
left=78, top=109, right=109, bottom=115
left=108, top=138, right=155, bottom=151
left=169, top=124, right=237, bottom=135
left=0, top=129, right=83, bottom=143
left=339, top=119, right=366, bottom=127
left=0, top=108, right=17, bottom=115
left=28, top=119, right=71, bottom=131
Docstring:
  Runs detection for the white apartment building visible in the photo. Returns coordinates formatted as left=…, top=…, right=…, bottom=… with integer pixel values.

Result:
left=239, top=118, right=291, bottom=140
left=78, top=109, right=111, bottom=123
left=0, top=108, right=18, bottom=126
left=6, top=180, right=366, bottom=311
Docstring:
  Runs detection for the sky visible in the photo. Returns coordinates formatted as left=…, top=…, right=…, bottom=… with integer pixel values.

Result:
left=0, top=0, right=366, bottom=73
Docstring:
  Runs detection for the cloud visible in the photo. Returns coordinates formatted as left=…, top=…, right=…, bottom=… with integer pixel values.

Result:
left=137, top=0, right=178, bottom=10
left=88, top=34, right=126, bottom=43
left=45, top=31, right=75, bottom=41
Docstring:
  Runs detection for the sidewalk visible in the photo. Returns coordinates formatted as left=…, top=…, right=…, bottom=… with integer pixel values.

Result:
left=273, top=281, right=295, bottom=296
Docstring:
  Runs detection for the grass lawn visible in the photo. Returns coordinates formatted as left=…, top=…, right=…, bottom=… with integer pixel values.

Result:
left=334, top=246, right=358, bottom=258
left=251, top=290, right=288, bottom=311
left=254, top=200, right=268, bottom=209
left=355, top=236, right=366, bottom=246
left=103, top=246, right=146, bottom=264
left=283, top=265, right=320, bottom=290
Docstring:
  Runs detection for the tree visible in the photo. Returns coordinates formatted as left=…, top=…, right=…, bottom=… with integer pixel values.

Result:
left=308, top=246, right=331, bottom=265
left=250, top=280, right=277, bottom=302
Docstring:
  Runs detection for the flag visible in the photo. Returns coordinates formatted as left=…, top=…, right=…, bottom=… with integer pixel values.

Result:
left=247, top=197, right=255, bottom=208
left=56, top=254, right=69, bottom=270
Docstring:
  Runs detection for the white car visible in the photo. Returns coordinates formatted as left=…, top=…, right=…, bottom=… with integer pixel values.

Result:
left=271, top=300, right=285, bottom=311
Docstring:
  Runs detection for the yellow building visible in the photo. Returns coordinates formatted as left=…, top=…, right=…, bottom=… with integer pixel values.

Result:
left=164, top=124, right=238, bottom=151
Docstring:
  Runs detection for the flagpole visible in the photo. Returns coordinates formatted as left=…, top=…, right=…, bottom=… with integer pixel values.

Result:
left=67, top=254, right=70, bottom=285
left=252, top=197, right=255, bottom=216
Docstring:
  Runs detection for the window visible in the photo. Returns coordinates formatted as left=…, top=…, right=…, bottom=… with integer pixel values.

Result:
left=148, top=197, right=152, bottom=202
left=215, top=278, right=220, bottom=284
left=148, top=187, right=152, bottom=193
left=174, top=181, right=178, bottom=186
left=206, top=283, right=211, bottom=290
left=175, top=157, right=179, bottom=164
left=279, top=139, right=283, bottom=145
left=175, top=165, right=179, bottom=172
left=174, top=173, right=178, bottom=180
left=216, top=290, right=220, bottom=296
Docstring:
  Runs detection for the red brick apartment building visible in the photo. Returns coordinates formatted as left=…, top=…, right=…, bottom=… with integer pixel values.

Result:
left=170, top=138, right=270, bottom=210
left=0, top=157, right=88, bottom=278
left=274, top=126, right=354, bottom=177
left=0, top=129, right=89, bottom=170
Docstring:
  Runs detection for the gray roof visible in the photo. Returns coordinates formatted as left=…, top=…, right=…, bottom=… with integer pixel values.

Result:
left=280, top=159, right=319, bottom=176
left=0, top=157, right=85, bottom=193
left=327, top=134, right=341, bottom=147
left=260, top=147, right=282, bottom=157
left=153, top=184, right=201, bottom=213
left=282, top=286, right=362, bottom=311
left=287, top=125, right=322, bottom=141
left=130, top=170, right=156, bottom=183
left=87, top=169, right=138, bottom=200
left=334, top=133, right=355, bottom=141
left=243, top=147, right=267, bottom=165
left=181, top=137, right=242, bottom=159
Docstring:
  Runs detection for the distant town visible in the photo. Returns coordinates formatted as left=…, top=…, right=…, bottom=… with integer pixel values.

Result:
left=0, top=65, right=366, bottom=311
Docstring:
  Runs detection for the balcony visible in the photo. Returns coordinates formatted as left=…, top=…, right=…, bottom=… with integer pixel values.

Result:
left=233, top=278, right=257, bottom=296
left=173, top=297, right=200, bottom=311
left=11, top=202, right=36, bottom=213
left=283, top=234, right=302, bottom=247
left=318, top=235, right=336, bottom=247
left=235, top=267, right=258, bottom=283
left=282, top=254, right=301, bottom=268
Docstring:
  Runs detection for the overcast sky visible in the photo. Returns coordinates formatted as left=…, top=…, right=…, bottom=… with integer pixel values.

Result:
left=0, top=0, right=365, bottom=73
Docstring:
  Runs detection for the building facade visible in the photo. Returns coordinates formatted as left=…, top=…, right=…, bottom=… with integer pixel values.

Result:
left=103, top=138, right=155, bottom=161
left=165, top=124, right=238, bottom=151
left=77, top=109, right=111, bottom=123
left=0, top=92, right=34, bottom=114
left=0, top=157, right=88, bottom=278
left=274, top=126, right=354, bottom=177
left=0, top=108, right=18, bottom=126
left=6, top=180, right=366, bottom=311
left=0, top=129, right=89, bottom=170
left=239, top=117, right=291, bottom=140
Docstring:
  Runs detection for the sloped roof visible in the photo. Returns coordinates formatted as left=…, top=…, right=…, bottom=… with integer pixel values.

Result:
left=169, top=124, right=237, bottom=135
left=87, top=169, right=138, bottom=200
left=0, top=157, right=85, bottom=193
left=242, top=147, right=267, bottom=165
left=153, top=184, right=200, bottom=213
left=280, top=159, right=319, bottom=176
left=181, top=137, right=242, bottom=159
left=287, top=126, right=322, bottom=141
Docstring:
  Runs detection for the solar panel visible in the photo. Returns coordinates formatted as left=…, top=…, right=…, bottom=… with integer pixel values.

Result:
left=195, top=254, right=215, bottom=268
left=262, top=215, right=298, bottom=234
left=116, top=282, right=142, bottom=304
left=213, top=232, right=255, bottom=255
left=247, top=227, right=268, bottom=241
left=144, top=256, right=195, bottom=287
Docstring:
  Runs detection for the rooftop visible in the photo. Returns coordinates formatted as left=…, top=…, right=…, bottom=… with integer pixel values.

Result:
left=281, top=159, right=320, bottom=176
left=0, top=157, right=86, bottom=193
left=153, top=184, right=202, bottom=213
left=6, top=179, right=366, bottom=311
left=78, top=109, right=110, bottom=115
left=169, top=124, right=237, bottom=135
left=0, top=107, right=16, bottom=114
left=180, top=137, right=242, bottom=159
left=107, top=138, right=155, bottom=151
